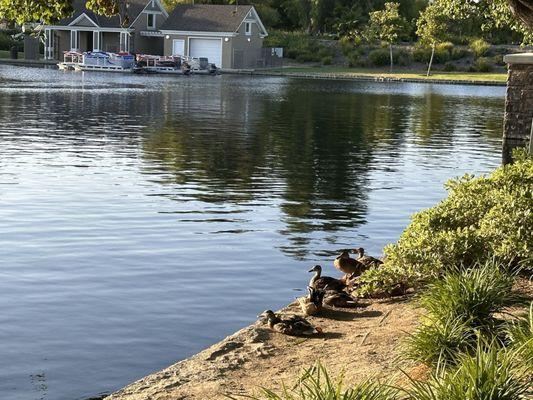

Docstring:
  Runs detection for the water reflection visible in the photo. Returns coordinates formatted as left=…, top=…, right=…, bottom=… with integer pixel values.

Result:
left=0, top=65, right=505, bottom=400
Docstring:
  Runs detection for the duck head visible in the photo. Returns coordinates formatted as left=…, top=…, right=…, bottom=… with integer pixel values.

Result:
left=337, top=250, right=351, bottom=259
left=258, top=310, right=276, bottom=322
left=308, top=265, right=322, bottom=274
left=352, top=247, right=364, bottom=256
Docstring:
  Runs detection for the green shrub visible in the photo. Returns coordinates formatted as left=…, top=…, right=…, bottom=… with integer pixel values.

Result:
left=443, top=62, right=456, bottom=71
left=413, top=45, right=431, bottom=63
left=263, top=31, right=331, bottom=63
left=357, top=153, right=533, bottom=297
left=470, top=38, right=491, bottom=57
left=346, top=51, right=360, bottom=67
left=0, top=31, right=16, bottom=51
left=450, top=47, right=469, bottom=60
left=322, top=55, right=333, bottom=65
left=404, top=316, right=477, bottom=366
left=368, top=48, right=391, bottom=66
left=471, top=57, right=493, bottom=72
left=419, top=262, right=518, bottom=327
left=395, top=49, right=412, bottom=66
left=404, top=341, right=532, bottom=400
left=505, top=302, right=533, bottom=375
left=229, top=362, right=399, bottom=400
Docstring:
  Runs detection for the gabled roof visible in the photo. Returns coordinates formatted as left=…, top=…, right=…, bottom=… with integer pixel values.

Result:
left=59, top=0, right=150, bottom=28
left=161, top=4, right=255, bottom=33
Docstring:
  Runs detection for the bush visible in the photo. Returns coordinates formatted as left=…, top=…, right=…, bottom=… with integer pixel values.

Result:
left=471, top=57, right=493, bottom=72
left=229, top=362, right=399, bottom=399
left=368, top=48, right=391, bottom=66
left=357, top=152, right=533, bottom=297
left=405, top=341, right=532, bottom=400
left=263, top=31, right=333, bottom=63
left=413, top=45, right=431, bottom=63
left=505, top=302, right=533, bottom=374
left=322, top=55, right=333, bottom=65
left=443, top=62, right=456, bottom=71
left=419, top=262, right=517, bottom=327
left=403, top=262, right=518, bottom=366
left=0, top=31, right=16, bottom=51
left=470, top=38, right=491, bottom=57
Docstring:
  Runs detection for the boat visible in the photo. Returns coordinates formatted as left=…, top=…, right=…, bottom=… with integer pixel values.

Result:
left=133, top=54, right=191, bottom=75
left=133, top=54, right=217, bottom=75
left=57, top=51, right=83, bottom=70
left=73, top=52, right=135, bottom=72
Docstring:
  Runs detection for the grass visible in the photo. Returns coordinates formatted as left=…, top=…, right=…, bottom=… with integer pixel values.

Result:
left=267, top=66, right=507, bottom=83
left=404, top=341, right=532, bottom=400
left=227, top=362, right=398, bottom=400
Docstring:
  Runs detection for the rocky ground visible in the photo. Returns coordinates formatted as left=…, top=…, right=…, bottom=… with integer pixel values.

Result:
left=105, top=296, right=422, bottom=400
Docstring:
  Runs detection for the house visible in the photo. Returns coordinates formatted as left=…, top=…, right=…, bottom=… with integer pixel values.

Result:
left=42, top=2, right=268, bottom=69
left=160, top=4, right=268, bottom=69
left=42, top=0, right=169, bottom=60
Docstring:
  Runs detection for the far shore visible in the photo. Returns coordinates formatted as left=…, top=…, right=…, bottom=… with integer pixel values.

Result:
left=0, top=58, right=507, bottom=86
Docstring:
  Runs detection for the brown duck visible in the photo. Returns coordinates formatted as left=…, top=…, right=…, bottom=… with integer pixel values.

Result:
left=353, top=247, right=383, bottom=268
left=259, top=310, right=322, bottom=336
left=322, top=289, right=358, bottom=308
left=308, top=265, right=346, bottom=291
left=297, top=286, right=324, bottom=316
left=334, top=250, right=367, bottom=278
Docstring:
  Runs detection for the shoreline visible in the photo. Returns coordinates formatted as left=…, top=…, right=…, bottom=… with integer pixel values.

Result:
left=0, top=59, right=506, bottom=86
left=103, top=296, right=422, bottom=400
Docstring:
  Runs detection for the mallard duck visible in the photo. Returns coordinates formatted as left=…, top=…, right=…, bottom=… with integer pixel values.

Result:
left=352, top=247, right=383, bottom=268
left=297, top=286, right=324, bottom=316
left=323, top=289, right=358, bottom=308
left=308, top=265, right=346, bottom=291
left=334, top=250, right=367, bottom=278
left=259, top=310, right=322, bottom=336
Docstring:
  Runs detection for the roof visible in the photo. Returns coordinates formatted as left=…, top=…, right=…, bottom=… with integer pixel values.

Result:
left=59, top=0, right=148, bottom=28
left=161, top=4, right=253, bottom=32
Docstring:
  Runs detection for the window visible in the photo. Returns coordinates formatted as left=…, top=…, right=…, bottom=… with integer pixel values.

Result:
left=70, top=30, right=78, bottom=50
left=147, top=13, right=156, bottom=29
left=120, top=32, right=129, bottom=52
left=93, top=31, right=100, bottom=51
left=245, top=22, right=252, bottom=35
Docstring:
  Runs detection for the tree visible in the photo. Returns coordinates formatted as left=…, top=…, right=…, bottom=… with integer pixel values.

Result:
left=416, top=2, right=449, bottom=76
left=367, top=2, right=407, bottom=71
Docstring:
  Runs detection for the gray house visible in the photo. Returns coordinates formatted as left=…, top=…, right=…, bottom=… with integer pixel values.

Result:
left=42, top=1, right=268, bottom=69
left=160, top=5, right=268, bottom=69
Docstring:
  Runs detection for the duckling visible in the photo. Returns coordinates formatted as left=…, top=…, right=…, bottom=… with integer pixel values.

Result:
left=308, top=265, right=346, bottom=291
left=259, top=310, right=322, bottom=336
left=334, top=250, right=367, bottom=278
left=353, top=247, right=383, bottom=268
left=297, top=286, right=324, bottom=316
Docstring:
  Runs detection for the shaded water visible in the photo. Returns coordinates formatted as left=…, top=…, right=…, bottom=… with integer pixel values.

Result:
left=0, top=65, right=504, bottom=400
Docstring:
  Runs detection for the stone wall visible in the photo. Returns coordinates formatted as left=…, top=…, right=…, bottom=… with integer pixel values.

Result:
left=503, top=53, right=533, bottom=164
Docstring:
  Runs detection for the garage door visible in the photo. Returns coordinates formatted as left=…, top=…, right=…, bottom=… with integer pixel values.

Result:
left=189, top=38, right=222, bottom=67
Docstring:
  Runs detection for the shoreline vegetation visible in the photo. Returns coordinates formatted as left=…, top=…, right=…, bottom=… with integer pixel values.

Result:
left=104, top=153, right=533, bottom=399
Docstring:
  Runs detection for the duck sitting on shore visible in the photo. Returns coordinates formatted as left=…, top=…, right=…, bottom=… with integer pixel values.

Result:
left=353, top=247, right=383, bottom=268
left=334, top=250, right=367, bottom=279
left=322, top=287, right=359, bottom=308
left=297, top=286, right=324, bottom=316
left=259, top=310, right=322, bottom=336
left=308, top=265, right=346, bottom=291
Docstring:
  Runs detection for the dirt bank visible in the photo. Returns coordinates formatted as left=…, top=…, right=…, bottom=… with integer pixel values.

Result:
left=105, top=296, right=422, bottom=400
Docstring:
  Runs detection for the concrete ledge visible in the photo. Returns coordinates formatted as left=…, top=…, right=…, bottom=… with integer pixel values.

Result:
left=503, top=52, right=533, bottom=65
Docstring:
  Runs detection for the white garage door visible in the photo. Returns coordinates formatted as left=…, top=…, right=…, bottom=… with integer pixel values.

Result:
left=189, top=38, right=222, bottom=67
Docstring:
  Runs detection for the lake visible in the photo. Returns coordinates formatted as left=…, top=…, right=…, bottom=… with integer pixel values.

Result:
left=0, top=65, right=505, bottom=400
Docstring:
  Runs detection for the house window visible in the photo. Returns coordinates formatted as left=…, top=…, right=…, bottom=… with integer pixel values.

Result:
left=70, top=30, right=79, bottom=50
left=93, top=31, right=100, bottom=51
left=245, top=22, right=252, bottom=35
left=147, top=13, right=156, bottom=29
left=120, top=32, right=129, bottom=52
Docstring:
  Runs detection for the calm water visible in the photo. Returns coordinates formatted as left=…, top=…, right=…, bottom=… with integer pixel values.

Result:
left=0, top=65, right=504, bottom=400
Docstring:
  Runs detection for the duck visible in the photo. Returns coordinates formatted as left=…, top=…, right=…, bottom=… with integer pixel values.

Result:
left=308, top=265, right=346, bottom=291
left=353, top=247, right=383, bottom=268
left=322, top=289, right=359, bottom=308
left=259, top=310, right=322, bottom=336
left=334, top=250, right=367, bottom=278
left=297, top=286, right=324, bottom=316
